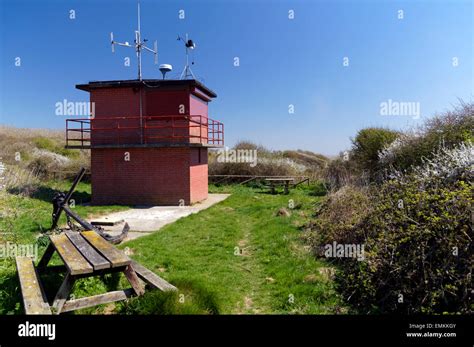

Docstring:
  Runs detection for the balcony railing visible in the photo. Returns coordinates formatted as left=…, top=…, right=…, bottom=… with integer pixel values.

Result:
left=66, top=115, right=224, bottom=148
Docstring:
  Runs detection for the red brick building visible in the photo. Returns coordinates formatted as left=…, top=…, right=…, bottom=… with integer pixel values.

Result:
left=66, top=79, right=224, bottom=206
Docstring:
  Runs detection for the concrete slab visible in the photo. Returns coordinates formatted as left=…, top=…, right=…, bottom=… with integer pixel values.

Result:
left=97, top=194, right=230, bottom=242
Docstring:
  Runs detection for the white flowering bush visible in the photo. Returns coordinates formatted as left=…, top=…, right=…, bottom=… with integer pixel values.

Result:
left=377, top=102, right=473, bottom=178
left=378, top=135, right=410, bottom=164
left=411, top=141, right=473, bottom=180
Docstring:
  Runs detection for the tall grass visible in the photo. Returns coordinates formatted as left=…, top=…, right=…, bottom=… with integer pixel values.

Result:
left=0, top=126, right=90, bottom=192
left=209, top=140, right=328, bottom=180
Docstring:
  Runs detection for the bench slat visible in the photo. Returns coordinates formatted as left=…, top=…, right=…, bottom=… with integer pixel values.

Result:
left=80, top=231, right=130, bottom=268
left=50, top=234, right=93, bottom=275
left=61, top=289, right=135, bottom=313
left=16, top=256, right=51, bottom=315
left=130, top=260, right=177, bottom=292
left=65, top=231, right=110, bottom=270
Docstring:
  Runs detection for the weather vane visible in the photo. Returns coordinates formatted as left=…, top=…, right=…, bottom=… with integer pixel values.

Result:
left=177, top=33, right=196, bottom=80
left=110, top=0, right=158, bottom=80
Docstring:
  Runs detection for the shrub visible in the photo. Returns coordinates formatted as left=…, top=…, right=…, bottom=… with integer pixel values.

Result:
left=351, top=127, right=399, bottom=180
left=311, top=149, right=473, bottom=314
left=379, top=102, right=474, bottom=174
left=0, top=127, right=89, bottom=188
left=33, top=137, right=56, bottom=152
left=408, top=141, right=473, bottom=181
left=283, top=150, right=329, bottom=179
left=209, top=140, right=326, bottom=179
left=26, top=155, right=64, bottom=179
left=322, top=155, right=369, bottom=190
left=309, top=181, right=328, bottom=197
left=33, top=137, right=79, bottom=159
left=308, top=185, right=371, bottom=250
left=344, top=177, right=471, bottom=314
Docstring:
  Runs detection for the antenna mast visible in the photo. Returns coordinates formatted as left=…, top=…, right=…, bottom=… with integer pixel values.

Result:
left=110, top=0, right=158, bottom=80
left=177, top=33, right=196, bottom=80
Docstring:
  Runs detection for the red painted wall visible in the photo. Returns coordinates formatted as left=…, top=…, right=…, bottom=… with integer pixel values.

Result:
left=86, top=85, right=212, bottom=206
left=91, top=147, right=209, bottom=205
left=145, top=89, right=190, bottom=143
left=189, top=148, right=209, bottom=203
left=89, top=87, right=211, bottom=146
left=189, top=94, right=209, bottom=144
left=91, top=87, right=140, bottom=118
left=145, top=89, right=189, bottom=116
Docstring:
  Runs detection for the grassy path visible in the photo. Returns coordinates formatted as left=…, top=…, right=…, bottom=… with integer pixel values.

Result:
left=120, top=185, right=343, bottom=314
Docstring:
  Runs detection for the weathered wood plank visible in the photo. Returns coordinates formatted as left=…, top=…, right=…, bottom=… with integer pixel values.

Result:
left=65, top=231, right=110, bottom=270
left=80, top=231, right=130, bottom=268
left=61, top=289, right=135, bottom=313
left=124, top=265, right=145, bottom=296
left=50, top=234, right=93, bottom=275
left=130, top=260, right=177, bottom=292
left=52, top=273, right=75, bottom=314
left=15, top=256, right=51, bottom=315
left=37, top=242, right=55, bottom=269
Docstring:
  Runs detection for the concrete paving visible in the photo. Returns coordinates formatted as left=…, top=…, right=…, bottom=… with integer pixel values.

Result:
left=91, top=194, right=230, bottom=241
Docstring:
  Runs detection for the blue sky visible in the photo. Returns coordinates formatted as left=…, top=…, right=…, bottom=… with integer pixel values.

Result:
left=0, top=0, right=472, bottom=155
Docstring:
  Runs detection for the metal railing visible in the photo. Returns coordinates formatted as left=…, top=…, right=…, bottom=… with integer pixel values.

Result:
left=66, top=115, right=224, bottom=148
left=66, top=119, right=91, bottom=148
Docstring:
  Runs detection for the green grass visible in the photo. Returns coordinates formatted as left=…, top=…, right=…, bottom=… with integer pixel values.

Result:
left=117, top=184, right=344, bottom=314
left=33, top=136, right=79, bottom=159
left=0, top=182, right=344, bottom=315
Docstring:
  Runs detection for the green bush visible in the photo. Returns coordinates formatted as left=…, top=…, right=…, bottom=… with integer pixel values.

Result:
left=379, top=102, right=474, bottom=174
left=309, top=181, right=328, bottom=197
left=26, top=156, right=62, bottom=179
left=351, top=127, right=399, bottom=180
left=33, top=136, right=79, bottom=159
left=323, top=153, right=372, bottom=190
left=309, top=185, right=371, bottom=249
left=312, top=104, right=473, bottom=313
left=33, top=137, right=56, bottom=152
left=311, top=170, right=473, bottom=314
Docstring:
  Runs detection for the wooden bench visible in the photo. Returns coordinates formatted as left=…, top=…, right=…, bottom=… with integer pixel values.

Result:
left=265, top=178, right=295, bottom=194
left=15, top=257, right=51, bottom=315
left=17, top=230, right=176, bottom=315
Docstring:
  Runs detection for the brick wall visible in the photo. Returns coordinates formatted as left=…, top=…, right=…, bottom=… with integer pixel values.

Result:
left=90, top=88, right=142, bottom=146
left=189, top=148, right=208, bottom=203
left=87, top=86, right=212, bottom=206
left=91, top=147, right=208, bottom=206
left=91, top=88, right=141, bottom=118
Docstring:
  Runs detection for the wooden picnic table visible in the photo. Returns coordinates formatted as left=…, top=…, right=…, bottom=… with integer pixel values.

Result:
left=265, top=178, right=295, bottom=194
left=16, top=230, right=176, bottom=315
